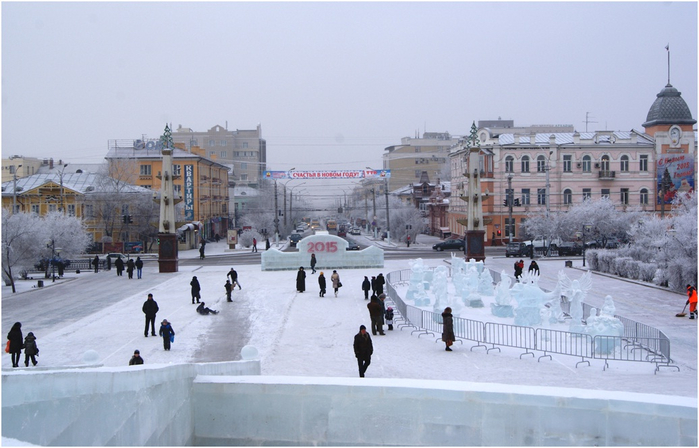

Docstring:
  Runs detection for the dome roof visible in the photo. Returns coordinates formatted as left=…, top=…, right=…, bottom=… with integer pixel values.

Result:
left=643, top=83, right=696, bottom=127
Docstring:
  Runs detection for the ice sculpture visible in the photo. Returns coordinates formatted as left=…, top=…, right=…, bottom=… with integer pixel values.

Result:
left=478, top=268, right=495, bottom=296
left=558, top=270, right=592, bottom=334
left=512, top=270, right=560, bottom=327
left=465, top=266, right=484, bottom=308
left=491, top=270, right=514, bottom=318
left=585, top=296, right=624, bottom=354
left=406, top=258, right=430, bottom=306
left=431, top=266, right=449, bottom=315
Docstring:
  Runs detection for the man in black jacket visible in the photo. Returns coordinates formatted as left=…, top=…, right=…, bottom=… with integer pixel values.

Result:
left=353, top=325, right=373, bottom=378
left=142, top=293, right=159, bottom=337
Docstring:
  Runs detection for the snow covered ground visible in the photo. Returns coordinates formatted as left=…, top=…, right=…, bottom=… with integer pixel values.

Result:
left=2, top=236, right=696, bottom=400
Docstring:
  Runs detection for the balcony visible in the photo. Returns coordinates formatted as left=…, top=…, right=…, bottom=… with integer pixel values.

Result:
left=598, top=170, right=616, bottom=179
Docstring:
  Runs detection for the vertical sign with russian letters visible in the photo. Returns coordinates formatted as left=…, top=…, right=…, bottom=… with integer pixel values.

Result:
left=184, top=165, right=194, bottom=221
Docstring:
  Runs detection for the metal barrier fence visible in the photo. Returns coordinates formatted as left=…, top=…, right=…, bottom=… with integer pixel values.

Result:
left=386, top=268, right=678, bottom=373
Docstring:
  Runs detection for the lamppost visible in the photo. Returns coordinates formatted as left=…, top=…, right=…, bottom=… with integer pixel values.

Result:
left=507, top=173, right=514, bottom=243
left=12, top=164, right=22, bottom=214
left=384, top=177, right=391, bottom=244
left=545, top=150, right=553, bottom=217
left=582, top=224, right=592, bottom=267
left=58, top=163, right=68, bottom=213
left=46, top=239, right=61, bottom=282
left=288, top=182, right=306, bottom=227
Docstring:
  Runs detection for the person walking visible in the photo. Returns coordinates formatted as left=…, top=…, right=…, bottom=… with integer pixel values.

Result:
left=7, top=322, right=23, bottom=368
left=199, top=240, right=206, bottom=259
left=528, top=260, right=540, bottom=276
left=376, top=273, right=385, bottom=296
left=115, top=257, right=124, bottom=277
left=227, top=267, right=242, bottom=290
left=367, top=295, right=385, bottom=336
left=191, top=276, right=201, bottom=304
left=129, top=349, right=144, bottom=365
left=252, top=237, right=258, bottom=253
left=370, top=276, right=378, bottom=296
left=353, top=325, right=373, bottom=378
left=126, top=258, right=135, bottom=279
left=318, top=272, right=327, bottom=297
left=225, top=280, right=233, bottom=302
left=442, top=307, right=455, bottom=351
left=23, top=332, right=39, bottom=367
left=296, top=267, right=306, bottom=293
left=310, top=253, right=317, bottom=274
left=158, top=319, right=175, bottom=351
left=406, top=235, right=411, bottom=247
left=686, top=284, right=698, bottom=319
left=92, top=255, right=99, bottom=273
left=142, top=293, right=159, bottom=337
left=331, top=270, right=341, bottom=297
left=106, top=256, right=112, bottom=271
left=135, top=257, right=143, bottom=279
left=378, top=293, right=387, bottom=329
left=514, top=259, right=524, bottom=282
left=362, top=276, right=371, bottom=300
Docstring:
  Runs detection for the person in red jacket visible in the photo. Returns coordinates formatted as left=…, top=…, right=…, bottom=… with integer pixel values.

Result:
left=686, top=285, right=697, bottom=319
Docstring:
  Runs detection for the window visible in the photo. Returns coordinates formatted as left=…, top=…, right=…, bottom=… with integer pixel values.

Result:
left=521, top=156, right=530, bottom=173
left=173, top=165, right=181, bottom=176
left=537, top=188, right=546, bottom=205
left=620, top=155, right=629, bottom=172
left=234, top=151, right=240, bottom=157
left=220, top=140, right=227, bottom=146
left=13, top=204, right=21, bottom=213
left=601, top=188, right=610, bottom=199
left=563, top=155, right=572, bottom=172
left=85, top=204, right=94, bottom=218
left=640, top=155, right=648, bottom=172
left=521, top=188, right=531, bottom=205
left=241, top=163, right=248, bottom=170
left=9, top=166, right=16, bottom=174
left=140, top=165, right=152, bottom=176
left=582, top=155, right=592, bottom=172
left=67, top=204, right=76, bottom=217
left=583, top=188, right=591, bottom=200
left=620, top=188, right=629, bottom=205
left=220, top=151, right=227, bottom=158
left=601, top=155, right=610, bottom=171
left=505, top=156, right=514, bottom=173
left=174, top=184, right=182, bottom=195
left=243, top=142, right=249, bottom=149
left=209, top=139, right=215, bottom=146
left=640, top=188, right=649, bottom=205
left=240, top=174, right=248, bottom=181
left=414, top=147, right=421, bottom=153
left=563, top=189, right=572, bottom=205
left=537, top=155, right=546, bottom=172
left=48, top=204, right=57, bottom=212
left=31, top=204, right=39, bottom=214
left=505, top=218, right=516, bottom=237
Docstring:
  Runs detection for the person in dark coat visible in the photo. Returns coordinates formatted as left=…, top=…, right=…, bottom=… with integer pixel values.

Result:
left=367, top=295, right=385, bottom=336
left=318, top=272, right=327, bottom=297
left=378, top=293, right=387, bottom=327
left=158, top=319, right=175, bottom=351
left=129, top=349, right=143, bottom=365
left=135, top=257, right=143, bottom=279
left=353, top=325, right=373, bottom=378
left=528, top=260, right=540, bottom=276
left=126, top=258, right=135, bottom=279
left=115, top=257, right=124, bottom=276
left=310, top=253, right=317, bottom=274
left=196, top=302, right=219, bottom=315
left=92, top=255, right=99, bottom=273
left=199, top=241, right=206, bottom=259
left=227, top=267, right=241, bottom=290
left=362, top=276, right=371, bottom=300
left=7, top=322, right=23, bottom=368
left=106, top=256, right=112, bottom=271
left=514, top=260, right=524, bottom=282
left=265, top=238, right=271, bottom=250
left=225, top=280, right=233, bottom=302
left=385, top=307, right=394, bottom=331
left=142, top=293, right=159, bottom=337
left=23, top=332, right=39, bottom=367
left=442, top=307, right=455, bottom=351
left=296, top=267, right=306, bottom=293
left=370, top=276, right=377, bottom=296
left=191, top=276, right=201, bottom=304
left=376, top=273, right=385, bottom=295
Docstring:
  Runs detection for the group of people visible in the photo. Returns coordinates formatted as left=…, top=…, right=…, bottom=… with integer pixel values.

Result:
left=140, top=293, right=176, bottom=351
left=189, top=275, right=222, bottom=315
left=6, top=322, right=39, bottom=368
left=513, top=259, right=539, bottom=281
left=297, top=266, right=342, bottom=297
left=92, top=255, right=144, bottom=279
left=361, top=274, right=385, bottom=299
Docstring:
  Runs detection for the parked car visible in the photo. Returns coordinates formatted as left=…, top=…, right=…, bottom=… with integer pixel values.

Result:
left=432, top=238, right=465, bottom=251
left=289, top=234, right=303, bottom=247
left=556, top=242, right=583, bottom=256
left=505, top=242, right=531, bottom=258
left=106, top=253, right=128, bottom=261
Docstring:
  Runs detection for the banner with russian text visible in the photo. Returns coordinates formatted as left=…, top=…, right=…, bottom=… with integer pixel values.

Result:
left=656, top=155, right=694, bottom=204
left=263, top=169, right=390, bottom=180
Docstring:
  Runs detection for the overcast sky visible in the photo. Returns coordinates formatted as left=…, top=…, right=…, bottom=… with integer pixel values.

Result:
left=2, top=2, right=697, bottom=203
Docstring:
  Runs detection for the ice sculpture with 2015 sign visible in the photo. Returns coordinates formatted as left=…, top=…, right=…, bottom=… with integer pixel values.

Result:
left=261, top=234, right=383, bottom=270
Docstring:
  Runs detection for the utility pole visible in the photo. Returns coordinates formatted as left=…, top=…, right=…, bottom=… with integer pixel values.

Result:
left=507, top=174, right=514, bottom=243
left=384, top=177, right=391, bottom=244
left=545, top=151, right=551, bottom=217
left=12, top=164, right=22, bottom=214
left=283, top=184, right=287, bottom=227
left=274, top=181, right=279, bottom=243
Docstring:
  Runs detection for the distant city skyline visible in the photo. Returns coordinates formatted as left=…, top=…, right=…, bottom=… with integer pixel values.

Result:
left=3, top=2, right=696, bottom=204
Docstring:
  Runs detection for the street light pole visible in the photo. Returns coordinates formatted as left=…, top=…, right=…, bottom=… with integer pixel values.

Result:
left=12, top=164, right=22, bottom=214
left=545, top=151, right=552, bottom=217
left=507, top=174, right=514, bottom=243
left=384, top=177, right=390, bottom=244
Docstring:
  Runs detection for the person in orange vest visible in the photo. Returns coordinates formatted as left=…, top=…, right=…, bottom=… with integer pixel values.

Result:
left=686, top=285, right=697, bottom=319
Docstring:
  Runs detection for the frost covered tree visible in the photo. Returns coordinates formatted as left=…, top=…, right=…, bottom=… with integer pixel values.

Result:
left=375, top=195, right=424, bottom=242
left=559, top=197, right=642, bottom=244
left=2, top=210, right=91, bottom=293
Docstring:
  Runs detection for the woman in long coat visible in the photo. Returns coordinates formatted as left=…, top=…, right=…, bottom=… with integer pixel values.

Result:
left=7, top=322, right=23, bottom=367
left=441, top=307, right=455, bottom=351
left=296, top=267, right=306, bottom=293
left=331, top=270, right=341, bottom=297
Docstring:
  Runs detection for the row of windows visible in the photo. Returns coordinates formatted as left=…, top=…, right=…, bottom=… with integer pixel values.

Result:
left=205, top=140, right=250, bottom=149
left=504, top=154, right=648, bottom=173
left=505, top=187, right=651, bottom=206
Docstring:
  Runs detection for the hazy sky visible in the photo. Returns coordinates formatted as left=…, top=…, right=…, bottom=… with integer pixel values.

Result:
left=2, top=2, right=697, bottom=203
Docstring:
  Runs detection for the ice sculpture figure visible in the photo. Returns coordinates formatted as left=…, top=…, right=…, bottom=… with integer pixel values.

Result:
left=465, top=259, right=484, bottom=275
left=451, top=254, right=467, bottom=298
left=491, top=270, right=514, bottom=318
left=406, top=258, right=430, bottom=306
left=478, top=268, right=495, bottom=296
left=558, top=270, right=592, bottom=334
left=585, top=296, right=624, bottom=354
left=512, top=270, right=560, bottom=327
left=465, top=266, right=484, bottom=308
left=431, top=266, right=449, bottom=315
